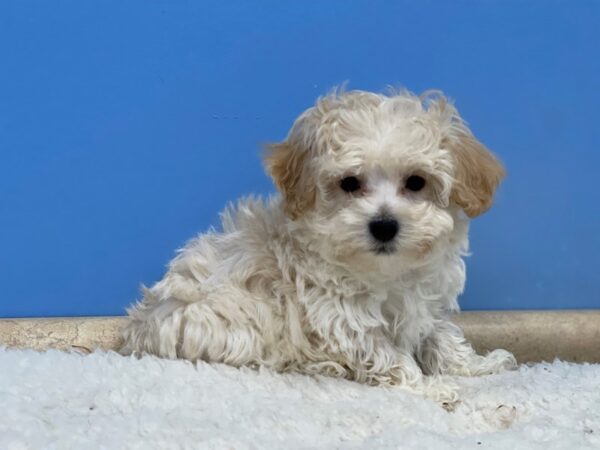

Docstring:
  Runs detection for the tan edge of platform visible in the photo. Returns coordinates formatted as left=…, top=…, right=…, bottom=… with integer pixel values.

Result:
left=0, top=311, right=599, bottom=363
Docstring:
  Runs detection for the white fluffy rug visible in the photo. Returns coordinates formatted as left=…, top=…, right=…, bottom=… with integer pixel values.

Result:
left=1, top=348, right=599, bottom=449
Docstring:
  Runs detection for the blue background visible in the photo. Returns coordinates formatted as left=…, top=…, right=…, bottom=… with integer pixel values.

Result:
left=1, top=1, right=599, bottom=317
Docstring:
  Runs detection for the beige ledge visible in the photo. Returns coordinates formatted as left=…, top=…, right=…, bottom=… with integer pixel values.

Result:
left=0, top=311, right=598, bottom=363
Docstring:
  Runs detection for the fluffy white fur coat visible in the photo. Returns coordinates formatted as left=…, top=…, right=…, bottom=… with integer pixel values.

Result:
left=121, top=89, right=516, bottom=403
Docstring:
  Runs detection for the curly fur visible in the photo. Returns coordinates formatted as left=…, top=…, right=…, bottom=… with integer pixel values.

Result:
left=121, top=88, right=516, bottom=403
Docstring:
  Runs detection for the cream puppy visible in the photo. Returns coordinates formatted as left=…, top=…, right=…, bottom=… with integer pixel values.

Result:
left=121, top=89, right=516, bottom=403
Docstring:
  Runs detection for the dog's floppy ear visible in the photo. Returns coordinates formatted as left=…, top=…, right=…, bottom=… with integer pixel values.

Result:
left=264, top=140, right=316, bottom=220
left=445, top=131, right=505, bottom=218
left=430, top=96, right=505, bottom=218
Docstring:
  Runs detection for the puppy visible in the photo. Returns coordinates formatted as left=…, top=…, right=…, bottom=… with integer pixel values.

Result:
left=121, top=88, right=516, bottom=403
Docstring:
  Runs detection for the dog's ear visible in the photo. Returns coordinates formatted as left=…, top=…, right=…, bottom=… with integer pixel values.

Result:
left=445, top=131, right=505, bottom=218
left=428, top=95, right=505, bottom=218
left=264, top=140, right=316, bottom=220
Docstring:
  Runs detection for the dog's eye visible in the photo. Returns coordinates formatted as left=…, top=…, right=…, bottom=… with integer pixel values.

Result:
left=340, top=176, right=361, bottom=193
left=405, top=175, right=426, bottom=192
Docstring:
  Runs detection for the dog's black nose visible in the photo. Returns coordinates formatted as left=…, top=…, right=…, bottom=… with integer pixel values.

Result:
left=369, top=218, right=399, bottom=243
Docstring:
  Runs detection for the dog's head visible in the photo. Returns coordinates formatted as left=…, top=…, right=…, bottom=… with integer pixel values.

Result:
left=265, top=89, right=504, bottom=277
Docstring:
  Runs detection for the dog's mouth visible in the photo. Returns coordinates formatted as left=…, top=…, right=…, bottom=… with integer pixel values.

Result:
left=372, top=244, right=396, bottom=255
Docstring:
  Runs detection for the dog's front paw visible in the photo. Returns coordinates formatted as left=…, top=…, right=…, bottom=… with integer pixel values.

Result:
left=425, top=379, right=460, bottom=407
left=472, top=349, right=517, bottom=375
left=493, top=349, right=518, bottom=369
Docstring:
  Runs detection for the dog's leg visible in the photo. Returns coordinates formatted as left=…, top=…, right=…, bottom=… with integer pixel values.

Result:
left=417, top=319, right=517, bottom=377
left=301, top=335, right=459, bottom=405
left=121, top=297, right=187, bottom=359
left=375, top=349, right=460, bottom=405
left=310, top=337, right=459, bottom=405
left=122, top=297, right=270, bottom=368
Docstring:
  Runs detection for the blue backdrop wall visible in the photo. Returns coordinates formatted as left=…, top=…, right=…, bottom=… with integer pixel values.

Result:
left=1, top=1, right=599, bottom=317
